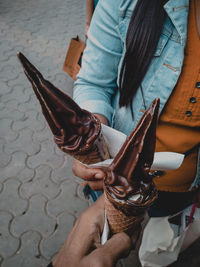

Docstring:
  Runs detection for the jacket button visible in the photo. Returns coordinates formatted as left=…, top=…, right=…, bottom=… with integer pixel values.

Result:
left=190, top=97, right=196, bottom=103
left=196, top=82, right=200, bottom=88
left=185, top=110, right=192, bottom=117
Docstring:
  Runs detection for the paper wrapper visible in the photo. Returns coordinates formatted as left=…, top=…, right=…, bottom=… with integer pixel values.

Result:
left=139, top=206, right=200, bottom=267
left=88, top=124, right=184, bottom=170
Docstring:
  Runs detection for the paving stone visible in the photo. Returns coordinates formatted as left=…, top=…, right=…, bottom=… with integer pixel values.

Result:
left=47, top=179, right=89, bottom=217
left=3, top=99, right=20, bottom=111
left=1, top=84, right=31, bottom=105
left=0, top=118, right=19, bottom=142
left=51, top=73, right=69, bottom=92
left=5, top=128, right=41, bottom=156
left=32, top=124, right=52, bottom=143
left=51, top=155, right=76, bottom=184
left=0, top=55, right=22, bottom=74
left=0, top=182, right=3, bottom=193
left=0, top=105, right=25, bottom=121
left=20, top=165, right=60, bottom=199
left=0, top=139, right=11, bottom=168
left=0, top=45, right=12, bottom=63
left=30, top=56, right=55, bottom=77
left=16, top=93, right=38, bottom=112
left=2, top=45, right=25, bottom=60
left=0, top=64, right=19, bottom=82
left=12, top=109, right=46, bottom=132
left=0, top=23, right=8, bottom=38
left=54, top=144, right=66, bottom=157
left=40, top=212, right=75, bottom=259
left=0, top=101, right=5, bottom=110
left=0, top=80, right=12, bottom=96
left=17, top=166, right=35, bottom=183
left=2, top=26, right=21, bottom=45
left=28, top=36, right=49, bottom=55
left=11, top=194, right=56, bottom=238
left=0, top=151, right=11, bottom=168
left=27, top=139, right=64, bottom=169
left=0, top=151, right=27, bottom=182
left=0, top=211, right=20, bottom=257
left=0, top=0, right=96, bottom=265
left=7, top=71, right=29, bottom=89
left=0, top=178, right=28, bottom=216
left=2, top=231, right=48, bottom=267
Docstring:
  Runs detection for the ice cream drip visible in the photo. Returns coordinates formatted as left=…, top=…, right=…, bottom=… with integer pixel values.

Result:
left=17, top=52, right=110, bottom=163
left=105, top=98, right=160, bottom=207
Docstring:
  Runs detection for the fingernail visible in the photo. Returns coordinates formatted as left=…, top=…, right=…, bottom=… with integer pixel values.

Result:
left=94, top=173, right=104, bottom=179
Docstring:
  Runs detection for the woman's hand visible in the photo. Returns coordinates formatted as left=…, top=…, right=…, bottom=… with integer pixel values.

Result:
left=72, top=160, right=105, bottom=190
left=52, top=195, right=132, bottom=267
left=72, top=113, right=109, bottom=191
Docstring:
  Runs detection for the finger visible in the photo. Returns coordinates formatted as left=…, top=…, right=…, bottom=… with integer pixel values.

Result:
left=53, top=197, right=105, bottom=267
left=82, top=232, right=131, bottom=267
left=72, top=160, right=105, bottom=181
left=87, top=180, right=104, bottom=191
left=66, top=197, right=105, bottom=258
left=99, top=232, right=131, bottom=263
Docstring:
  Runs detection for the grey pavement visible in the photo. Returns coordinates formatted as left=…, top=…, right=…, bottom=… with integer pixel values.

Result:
left=0, top=0, right=89, bottom=266
left=0, top=0, right=200, bottom=266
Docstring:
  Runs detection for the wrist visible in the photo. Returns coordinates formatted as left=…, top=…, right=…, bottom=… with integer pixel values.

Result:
left=94, top=113, right=109, bottom=126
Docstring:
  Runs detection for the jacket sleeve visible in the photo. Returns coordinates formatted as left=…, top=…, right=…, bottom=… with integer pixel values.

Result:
left=73, top=0, right=123, bottom=125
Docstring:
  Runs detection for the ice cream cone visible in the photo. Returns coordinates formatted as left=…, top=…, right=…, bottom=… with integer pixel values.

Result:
left=104, top=99, right=160, bottom=234
left=68, top=121, right=110, bottom=164
left=104, top=189, right=144, bottom=234
left=17, top=52, right=110, bottom=164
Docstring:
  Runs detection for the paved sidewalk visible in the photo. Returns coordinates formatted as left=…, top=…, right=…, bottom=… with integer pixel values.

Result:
left=0, top=0, right=200, bottom=266
left=0, top=0, right=89, bottom=266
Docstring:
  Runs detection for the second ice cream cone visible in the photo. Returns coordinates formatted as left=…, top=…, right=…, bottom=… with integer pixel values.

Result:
left=103, top=99, right=160, bottom=235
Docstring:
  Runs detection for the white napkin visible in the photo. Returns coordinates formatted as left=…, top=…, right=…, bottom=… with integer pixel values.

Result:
left=88, top=124, right=184, bottom=171
left=139, top=207, right=200, bottom=267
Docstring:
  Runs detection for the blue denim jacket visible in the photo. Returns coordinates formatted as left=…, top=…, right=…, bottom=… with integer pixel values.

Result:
left=73, top=0, right=200, bottom=189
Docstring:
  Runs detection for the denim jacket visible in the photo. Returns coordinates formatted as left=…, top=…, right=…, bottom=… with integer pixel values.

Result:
left=73, top=0, right=200, bottom=189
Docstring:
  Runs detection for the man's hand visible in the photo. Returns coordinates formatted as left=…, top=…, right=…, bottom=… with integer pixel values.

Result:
left=53, top=196, right=132, bottom=267
left=72, top=113, right=109, bottom=191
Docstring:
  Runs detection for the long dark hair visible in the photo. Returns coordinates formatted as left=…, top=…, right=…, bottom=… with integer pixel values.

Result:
left=119, top=0, right=167, bottom=108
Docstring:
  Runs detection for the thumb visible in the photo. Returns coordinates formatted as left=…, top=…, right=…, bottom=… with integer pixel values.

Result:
left=81, top=232, right=131, bottom=267
left=72, top=160, right=105, bottom=181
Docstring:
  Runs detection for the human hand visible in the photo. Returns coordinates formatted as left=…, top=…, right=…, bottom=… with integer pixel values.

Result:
left=52, top=195, right=132, bottom=267
left=72, top=159, right=105, bottom=190
left=72, top=113, right=109, bottom=191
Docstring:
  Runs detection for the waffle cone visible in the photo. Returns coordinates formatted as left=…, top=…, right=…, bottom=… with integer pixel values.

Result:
left=104, top=189, right=145, bottom=234
left=70, top=130, right=110, bottom=164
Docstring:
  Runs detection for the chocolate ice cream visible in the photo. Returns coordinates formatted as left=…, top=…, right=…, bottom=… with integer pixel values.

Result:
left=104, top=98, right=160, bottom=233
left=18, top=52, right=110, bottom=164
